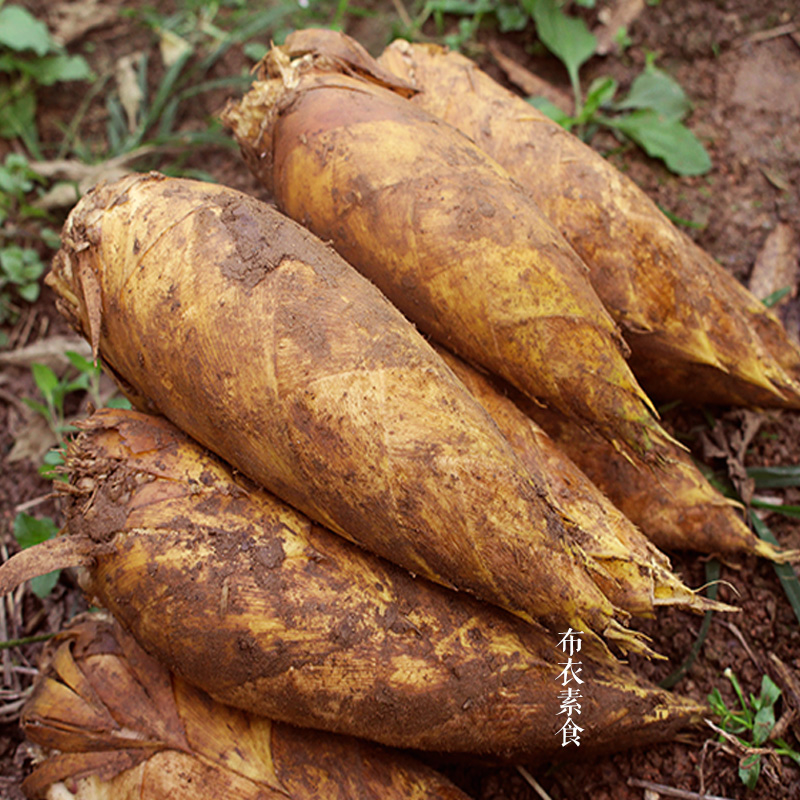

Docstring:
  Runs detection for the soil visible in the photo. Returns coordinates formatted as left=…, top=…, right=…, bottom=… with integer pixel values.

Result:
left=2, top=1, right=800, bottom=799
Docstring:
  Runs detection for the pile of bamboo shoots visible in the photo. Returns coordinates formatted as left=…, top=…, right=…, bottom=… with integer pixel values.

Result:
left=4, top=29, right=800, bottom=800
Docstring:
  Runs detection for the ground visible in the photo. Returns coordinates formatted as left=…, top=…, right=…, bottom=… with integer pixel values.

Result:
left=1, top=1, right=800, bottom=799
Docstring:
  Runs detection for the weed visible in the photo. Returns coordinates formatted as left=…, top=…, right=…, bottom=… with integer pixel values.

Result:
left=708, top=668, right=800, bottom=788
left=21, top=353, right=103, bottom=443
left=0, top=4, right=93, bottom=159
left=0, top=154, right=59, bottom=331
left=0, top=245, right=46, bottom=326
left=402, top=0, right=712, bottom=175
left=12, top=512, right=61, bottom=598
left=528, top=26, right=713, bottom=177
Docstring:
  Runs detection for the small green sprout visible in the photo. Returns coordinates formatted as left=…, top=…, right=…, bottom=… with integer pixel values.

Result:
left=708, top=668, right=800, bottom=789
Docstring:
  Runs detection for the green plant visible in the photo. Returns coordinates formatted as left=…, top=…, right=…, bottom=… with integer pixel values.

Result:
left=21, top=352, right=103, bottom=442
left=0, top=4, right=93, bottom=159
left=59, top=1, right=344, bottom=174
left=404, top=0, right=712, bottom=176
left=0, top=152, right=47, bottom=225
left=527, top=35, right=712, bottom=176
left=0, top=244, right=46, bottom=325
left=0, top=153, right=59, bottom=329
left=708, top=668, right=800, bottom=788
left=12, top=512, right=61, bottom=598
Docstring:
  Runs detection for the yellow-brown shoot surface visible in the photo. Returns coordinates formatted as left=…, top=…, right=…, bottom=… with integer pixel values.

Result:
left=377, top=38, right=800, bottom=409
left=21, top=613, right=473, bottom=799
left=49, top=408, right=704, bottom=763
left=48, top=172, right=647, bottom=650
left=431, top=345, right=745, bottom=608
left=222, top=38, right=679, bottom=463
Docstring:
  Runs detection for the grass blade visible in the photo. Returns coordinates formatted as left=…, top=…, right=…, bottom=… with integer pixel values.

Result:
left=659, top=558, right=720, bottom=690
left=751, top=500, right=800, bottom=520
left=748, top=465, right=800, bottom=489
left=750, top=511, right=800, bottom=627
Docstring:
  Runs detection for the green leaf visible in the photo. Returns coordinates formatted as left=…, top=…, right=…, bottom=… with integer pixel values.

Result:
left=708, top=687, right=728, bottom=715
left=617, top=63, right=691, bottom=121
left=526, top=95, right=574, bottom=129
left=0, top=6, right=55, bottom=56
left=749, top=464, right=800, bottom=488
left=40, top=227, right=62, bottom=250
left=242, top=41, right=268, bottom=62
left=31, top=361, right=59, bottom=399
left=605, top=109, right=712, bottom=175
left=39, top=446, right=66, bottom=481
left=496, top=4, right=529, bottom=32
left=739, top=752, right=761, bottom=789
left=29, top=53, right=93, bottom=86
left=762, top=286, right=792, bottom=308
left=0, top=245, right=42, bottom=284
left=13, top=512, right=58, bottom=549
left=29, top=571, right=60, bottom=599
left=13, top=513, right=61, bottom=598
left=0, top=90, right=37, bottom=141
left=752, top=704, right=776, bottom=746
left=526, top=0, right=596, bottom=104
left=580, top=75, right=617, bottom=121
left=21, top=397, right=48, bottom=417
left=106, top=395, right=133, bottom=410
left=64, top=350, right=97, bottom=374
left=759, top=674, right=782, bottom=710
left=16, top=280, right=40, bottom=302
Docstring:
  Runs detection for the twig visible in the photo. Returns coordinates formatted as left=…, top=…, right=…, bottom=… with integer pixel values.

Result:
left=716, top=619, right=764, bottom=672
left=517, top=766, right=554, bottom=800
left=0, top=581, right=10, bottom=687
left=389, top=0, right=414, bottom=33
left=0, top=689, right=32, bottom=722
left=14, top=492, right=60, bottom=514
left=737, top=22, right=799, bottom=46
left=1, top=633, right=56, bottom=650
left=627, top=777, right=735, bottom=800
left=704, top=718, right=774, bottom=757
left=7, top=306, right=38, bottom=351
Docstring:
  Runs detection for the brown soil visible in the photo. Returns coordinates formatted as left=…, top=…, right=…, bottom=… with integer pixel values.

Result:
left=2, top=1, right=799, bottom=799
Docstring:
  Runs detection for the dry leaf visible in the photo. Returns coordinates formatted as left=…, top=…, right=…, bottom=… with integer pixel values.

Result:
left=0, top=335, right=91, bottom=373
left=48, top=0, right=121, bottom=46
left=700, top=410, right=763, bottom=505
left=749, top=223, right=799, bottom=306
left=7, top=412, right=57, bottom=464
left=115, top=53, right=145, bottom=134
left=487, top=41, right=574, bottom=114
left=594, top=0, right=645, bottom=55
left=159, top=28, right=192, bottom=67
left=31, top=150, right=157, bottom=210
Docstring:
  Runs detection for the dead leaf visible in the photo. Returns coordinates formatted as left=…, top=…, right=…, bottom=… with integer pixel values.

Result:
left=749, top=223, right=799, bottom=306
left=47, top=0, right=121, bottom=46
left=594, top=0, right=645, bottom=56
left=487, top=42, right=574, bottom=114
left=0, top=335, right=91, bottom=373
left=33, top=182, right=82, bottom=211
left=699, top=410, right=763, bottom=505
left=761, top=167, right=791, bottom=192
left=7, top=413, right=58, bottom=465
left=159, top=28, right=192, bottom=68
left=31, top=149, right=156, bottom=210
left=115, top=54, right=144, bottom=134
